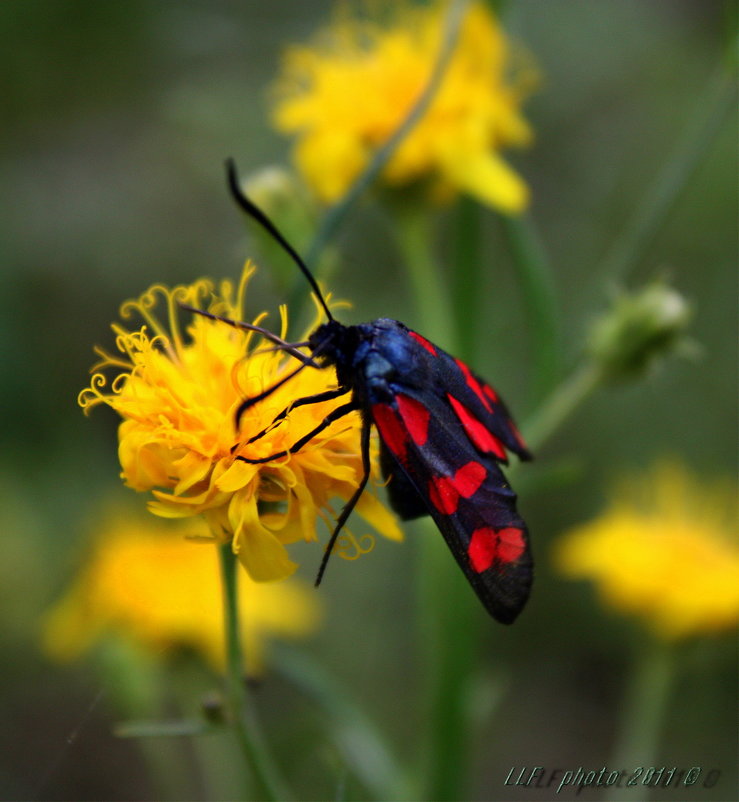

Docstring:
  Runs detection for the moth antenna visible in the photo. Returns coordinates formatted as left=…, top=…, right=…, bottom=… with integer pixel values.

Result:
left=179, top=303, right=319, bottom=368
left=226, top=158, right=335, bottom=323
left=251, top=342, right=310, bottom=357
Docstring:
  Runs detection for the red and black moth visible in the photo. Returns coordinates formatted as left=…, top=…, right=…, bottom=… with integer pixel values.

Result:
left=187, top=160, right=533, bottom=624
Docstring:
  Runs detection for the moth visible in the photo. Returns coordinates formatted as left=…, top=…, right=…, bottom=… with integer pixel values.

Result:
left=188, top=160, right=533, bottom=623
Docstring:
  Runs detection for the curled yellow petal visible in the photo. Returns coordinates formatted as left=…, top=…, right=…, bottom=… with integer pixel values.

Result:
left=233, top=518, right=299, bottom=581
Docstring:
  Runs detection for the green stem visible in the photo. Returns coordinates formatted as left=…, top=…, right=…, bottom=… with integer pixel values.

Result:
left=596, top=64, right=736, bottom=286
left=218, top=544, right=290, bottom=802
left=609, top=638, right=675, bottom=801
left=396, top=204, right=477, bottom=801
left=500, top=213, right=563, bottom=402
left=452, top=196, right=483, bottom=363
left=394, top=207, right=455, bottom=349
left=522, top=362, right=602, bottom=452
left=417, top=525, right=478, bottom=802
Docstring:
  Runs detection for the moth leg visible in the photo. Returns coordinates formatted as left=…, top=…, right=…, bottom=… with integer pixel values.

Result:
left=315, top=415, right=372, bottom=586
left=243, top=386, right=351, bottom=445
left=235, top=364, right=309, bottom=427
left=236, top=400, right=358, bottom=465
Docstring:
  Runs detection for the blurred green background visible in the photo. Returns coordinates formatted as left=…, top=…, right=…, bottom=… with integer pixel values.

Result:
left=1, top=1, right=736, bottom=800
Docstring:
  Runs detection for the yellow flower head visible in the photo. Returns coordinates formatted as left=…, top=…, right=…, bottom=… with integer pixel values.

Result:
left=272, top=1, right=536, bottom=213
left=41, top=510, right=322, bottom=673
left=79, top=264, right=401, bottom=581
left=554, top=462, right=739, bottom=640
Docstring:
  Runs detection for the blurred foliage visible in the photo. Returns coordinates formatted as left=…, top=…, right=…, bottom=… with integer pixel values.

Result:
left=0, top=2, right=736, bottom=801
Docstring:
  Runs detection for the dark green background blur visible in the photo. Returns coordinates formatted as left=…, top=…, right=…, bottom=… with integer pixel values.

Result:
left=1, top=2, right=736, bottom=801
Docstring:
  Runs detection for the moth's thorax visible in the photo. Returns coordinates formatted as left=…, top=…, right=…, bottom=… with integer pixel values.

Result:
left=309, top=317, right=432, bottom=401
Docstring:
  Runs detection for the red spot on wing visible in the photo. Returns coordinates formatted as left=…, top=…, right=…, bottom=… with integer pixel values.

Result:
left=453, top=461, right=487, bottom=496
left=468, top=528, right=498, bottom=573
left=497, top=527, right=526, bottom=563
left=454, top=358, right=493, bottom=413
left=409, top=331, right=437, bottom=355
left=447, top=394, right=507, bottom=460
left=483, top=383, right=499, bottom=404
left=396, top=394, right=430, bottom=446
left=428, top=478, right=457, bottom=514
left=468, top=526, right=526, bottom=573
left=428, top=461, right=487, bottom=515
left=372, top=403, right=407, bottom=462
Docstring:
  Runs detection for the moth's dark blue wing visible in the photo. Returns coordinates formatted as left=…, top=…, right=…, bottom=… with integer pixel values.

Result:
left=404, top=329, right=531, bottom=463
left=379, top=442, right=428, bottom=520
left=370, top=384, right=532, bottom=624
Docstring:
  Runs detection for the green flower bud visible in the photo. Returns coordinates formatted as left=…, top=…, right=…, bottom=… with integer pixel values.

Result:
left=243, top=166, right=311, bottom=222
left=588, top=281, right=692, bottom=381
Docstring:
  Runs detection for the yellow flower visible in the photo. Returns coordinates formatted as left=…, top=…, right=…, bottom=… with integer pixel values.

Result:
left=79, top=264, right=401, bottom=581
left=554, top=462, right=739, bottom=640
left=272, top=1, right=536, bottom=213
left=41, top=510, right=321, bottom=673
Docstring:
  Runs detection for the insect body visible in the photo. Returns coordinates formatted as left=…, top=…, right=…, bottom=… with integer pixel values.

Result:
left=310, top=317, right=532, bottom=623
left=210, top=160, right=533, bottom=624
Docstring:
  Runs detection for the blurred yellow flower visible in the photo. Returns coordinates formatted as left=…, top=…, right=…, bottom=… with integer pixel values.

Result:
left=79, top=264, right=401, bottom=581
left=554, top=462, right=739, bottom=640
left=272, top=1, right=536, bottom=213
left=41, top=511, right=321, bottom=673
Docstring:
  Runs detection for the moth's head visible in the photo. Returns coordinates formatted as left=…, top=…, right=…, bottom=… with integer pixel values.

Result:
left=308, top=320, right=353, bottom=364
